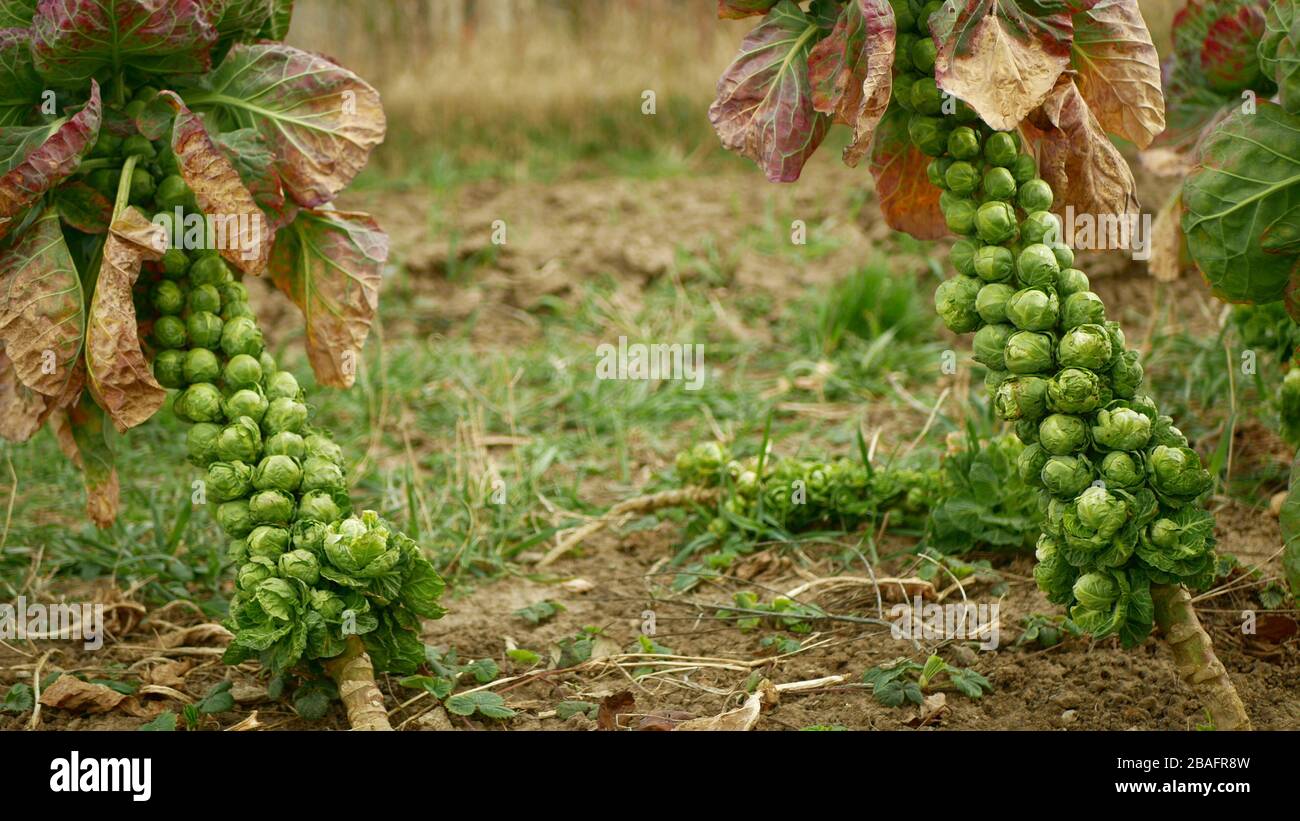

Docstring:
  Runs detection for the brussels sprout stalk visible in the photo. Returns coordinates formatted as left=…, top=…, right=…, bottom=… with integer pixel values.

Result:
left=323, top=636, right=393, bottom=732
left=1152, top=584, right=1251, bottom=730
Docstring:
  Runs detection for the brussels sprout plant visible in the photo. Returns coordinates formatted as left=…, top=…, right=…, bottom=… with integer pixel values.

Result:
left=0, top=0, right=443, bottom=730
left=709, top=0, right=1250, bottom=728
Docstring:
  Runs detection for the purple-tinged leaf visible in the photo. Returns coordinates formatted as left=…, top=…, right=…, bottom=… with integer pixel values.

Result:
left=0, top=28, right=43, bottom=126
left=1260, top=1, right=1300, bottom=114
left=31, top=0, right=217, bottom=87
left=257, top=0, right=292, bottom=39
left=0, top=80, right=100, bottom=241
left=709, top=0, right=831, bottom=183
left=718, top=0, right=780, bottom=20
left=193, top=43, right=386, bottom=207
left=55, top=394, right=119, bottom=528
left=53, top=180, right=112, bottom=233
left=807, top=0, right=895, bottom=167
left=0, top=0, right=35, bottom=28
left=868, top=107, right=946, bottom=240
left=212, top=127, right=292, bottom=231
left=207, top=0, right=273, bottom=38
left=1200, top=1, right=1266, bottom=93
left=1069, top=0, right=1165, bottom=149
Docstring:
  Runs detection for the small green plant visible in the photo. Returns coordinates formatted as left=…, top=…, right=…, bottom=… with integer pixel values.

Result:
left=138, top=711, right=177, bottom=732
left=1, top=683, right=34, bottom=714
left=863, top=654, right=992, bottom=707
left=514, top=600, right=566, bottom=625
left=716, top=591, right=826, bottom=634
left=1015, top=614, right=1082, bottom=649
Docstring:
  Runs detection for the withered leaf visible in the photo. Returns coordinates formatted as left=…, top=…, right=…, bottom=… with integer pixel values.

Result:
left=1070, top=0, right=1165, bottom=149
left=1148, top=192, right=1183, bottom=282
left=59, top=395, right=119, bottom=528
left=869, top=107, right=946, bottom=240
left=807, top=0, right=896, bottom=167
left=38, top=674, right=125, bottom=714
left=53, top=181, right=113, bottom=234
left=0, top=349, right=48, bottom=442
left=596, top=691, right=636, bottom=731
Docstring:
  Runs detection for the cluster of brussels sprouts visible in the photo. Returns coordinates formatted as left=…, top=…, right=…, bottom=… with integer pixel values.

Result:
left=1231, top=303, right=1300, bottom=447
left=674, top=442, right=937, bottom=536
left=895, top=3, right=1217, bottom=645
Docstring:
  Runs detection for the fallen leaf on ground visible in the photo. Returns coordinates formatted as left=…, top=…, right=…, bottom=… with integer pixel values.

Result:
left=673, top=680, right=779, bottom=731
left=597, top=691, right=636, bottom=731
left=38, top=675, right=125, bottom=714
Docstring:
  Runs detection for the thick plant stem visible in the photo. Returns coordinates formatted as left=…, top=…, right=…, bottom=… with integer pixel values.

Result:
left=1151, top=584, right=1252, bottom=730
left=324, top=636, right=393, bottom=731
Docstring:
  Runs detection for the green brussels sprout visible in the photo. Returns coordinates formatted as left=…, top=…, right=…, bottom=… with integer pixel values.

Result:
left=227, top=538, right=249, bottom=565
left=236, top=557, right=276, bottom=591
left=1057, top=323, right=1113, bottom=370
left=264, top=431, right=306, bottom=459
left=301, top=456, right=345, bottom=493
left=1039, top=413, right=1088, bottom=456
left=216, top=417, right=262, bottom=463
left=153, top=349, right=186, bottom=389
left=1151, top=415, right=1189, bottom=448
left=1017, top=179, right=1054, bottom=212
left=973, top=245, right=1015, bottom=282
left=908, top=113, right=950, bottom=154
left=249, top=489, right=296, bottom=526
left=186, top=311, right=223, bottom=349
left=323, top=511, right=403, bottom=581
left=1020, top=211, right=1061, bottom=245
left=127, top=167, right=155, bottom=204
left=187, top=283, right=221, bottom=315
left=927, top=156, right=954, bottom=188
left=308, top=587, right=346, bottom=621
left=1100, top=451, right=1145, bottom=490
left=225, top=388, right=269, bottom=424
left=221, top=316, right=263, bottom=358
left=1041, top=454, right=1094, bottom=499
left=984, top=368, right=1010, bottom=394
left=893, top=73, right=919, bottom=111
left=223, top=354, right=263, bottom=389
left=944, top=161, right=980, bottom=196
left=1018, top=442, right=1049, bottom=487
left=183, top=348, right=221, bottom=384
left=1005, top=287, right=1059, bottom=331
left=1072, top=571, right=1117, bottom=612
left=247, top=525, right=291, bottom=560
left=220, top=280, right=249, bottom=306
left=1127, top=394, right=1159, bottom=422
left=1103, top=321, right=1126, bottom=366
left=279, top=548, right=321, bottom=585
left=1015, top=244, right=1060, bottom=288
left=189, top=255, right=229, bottom=287
left=253, top=454, right=303, bottom=493
left=90, top=131, right=122, bottom=158
left=222, top=300, right=255, bottom=322
left=304, top=434, right=344, bottom=465
left=161, top=248, right=190, bottom=279
left=153, top=315, right=187, bottom=349
left=975, top=201, right=1017, bottom=244
left=950, top=238, right=978, bottom=276
left=973, top=323, right=1015, bottom=369
left=178, top=382, right=224, bottom=423
left=121, top=134, right=155, bottom=159
left=983, top=131, right=1018, bottom=167
left=1091, top=407, right=1152, bottom=451
left=154, top=175, right=194, bottom=212
left=934, top=275, right=983, bottom=333
left=1010, top=153, right=1037, bottom=185
left=1048, top=367, right=1103, bottom=414
left=206, top=460, right=253, bottom=502
left=1015, top=418, right=1039, bottom=444
left=151, top=280, right=185, bottom=315
left=217, top=499, right=255, bottom=537
left=297, top=490, right=343, bottom=524
left=993, top=375, right=1049, bottom=421
left=1048, top=242, right=1074, bottom=270
left=1033, top=533, right=1079, bottom=605
left=947, top=127, right=981, bottom=160
left=1060, top=290, right=1106, bottom=329
left=1074, top=484, right=1129, bottom=537
left=944, top=198, right=978, bottom=235
left=265, top=370, right=300, bottom=401
left=976, top=282, right=1015, bottom=324
left=982, top=166, right=1017, bottom=201
left=911, top=36, right=938, bottom=73
left=1004, top=330, right=1055, bottom=374
left=263, top=397, right=308, bottom=435
left=186, top=422, right=222, bottom=468
left=1056, top=267, right=1089, bottom=298
left=917, top=1, right=943, bottom=33
left=87, top=168, right=121, bottom=199
left=1146, top=445, right=1211, bottom=505
left=293, top=519, right=330, bottom=554
left=1110, top=350, right=1144, bottom=399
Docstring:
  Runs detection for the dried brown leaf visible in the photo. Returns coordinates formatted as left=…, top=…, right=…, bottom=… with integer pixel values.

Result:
left=0, top=349, right=48, bottom=441
left=807, top=0, right=896, bottom=167
left=38, top=675, right=126, bottom=714
left=673, top=679, right=779, bottom=731
left=869, top=108, right=947, bottom=239
left=1069, top=0, right=1165, bottom=149
left=1148, top=192, right=1183, bottom=282
left=596, top=691, right=636, bottom=731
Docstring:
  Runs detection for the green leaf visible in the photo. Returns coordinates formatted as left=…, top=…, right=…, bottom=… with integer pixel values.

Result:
left=513, top=599, right=564, bottom=625
left=507, top=649, right=540, bottom=666
left=556, top=700, right=599, bottom=720
left=0, top=28, right=43, bottom=126
left=2, top=682, right=34, bottom=713
left=445, top=691, right=514, bottom=720
left=948, top=668, right=993, bottom=699
left=397, top=675, right=453, bottom=700
left=0, top=0, right=36, bottom=28
left=398, top=556, right=446, bottom=620
left=258, top=0, right=294, bottom=40
left=292, top=679, right=336, bottom=720
left=138, top=711, right=176, bottom=731
left=919, top=654, right=946, bottom=688
left=464, top=658, right=500, bottom=684
left=197, top=681, right=235, bottom=715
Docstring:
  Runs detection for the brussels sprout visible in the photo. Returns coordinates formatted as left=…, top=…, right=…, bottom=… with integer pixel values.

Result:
left=1127, top=394, right=1159, bottom=422
left=220, top=280, right=249, bottom=306
left=1015, top=418, right=1039, bottom=444
left=217, top=499, right=255, bottom=537
left=223, top=354, right=263, bottom=389
left=944, top=198, right=977, bottom=235
left=186, top=422, right=222, bottom=468
left=87, top=168, right=121, bottom=199
left=263, top=397, right=308, bottom=435
left=264, top=431, right=306, bottom=459
left=945, top=127, right=979, bottom=160
left=892, top=2, right=917, bottom=34
left=1048, top=242, right=1074, bottom=270
left=993, top=375, right=1049, bottom=421
left=893, top=73, right=919, bottom=111
left=945, top=161, right=980, bottom=197
left=1020, top=211, right=1062, bottom=246
left=227, top=538, right=248, bottom=565
left=1048, top=367, right=1103, bottom=414
left=1056, top=267, right=1089, bottom=298
left=222, top=300, right=255, bottom=322
left=293, top=519, right=330, bottom=554
left=908, top=112, right=950, bottom=154
left=189, top=255, right=229, bottom=287
left=928, top=156, right=954, bottom=188
left=1005, top=288, right=1059, bottom=332
left=1017, top=179, right=1053, bottom=212
left=122, top=134, right=155, bottom=159
left=1073, top=571, right=1117, bottom=612
left=225, top=388, right=269, bottom=424
left=151, top=280, right=185, bottom=315
left=297, top=490, right=343, bottom=524
left=279, top=548, right=321, bottom=585
left=975, top=201, right=1017, bottom=244
left=221, top=316, right=263, bottom=358
left=1151, top=415, right=1189, bottom=448
left=153, top=349, right=186, bottom=389
left=981, top=167, right=1016, bottom=202
left=302, top=456, right=346, bottom=493
left=259, top=351, right=277, bottom=376
left=973, top=323, right=1015, bottom=369
left=983, top=132, right=1018, bottom=167
left=975, top=282, right=1015, bottom=324
left=917, top=1, right=943, bottom=33
left=1057, top=323, right=1113, bottom=371
left=249, top=489, right=296, bottom=525
left=236, top=557, right=275, bottom=591
left=1060, top=291, right=1106, bottom=329
left=1090, top=407, right=1151, bottom=452
left=1110, top=351, right=1144, bottom=399
left=252, top=454, right=303, bottom=493
left=1146, top=445, right=1210, bottom=506
left=984, top=368, right=1010, bottom=394
left=216, top=417, right=263, bottom=463
left=1039, top=413, right=1088, bottom=456
left=1015, top=244, right=1059, bottom=288
left=187, top=283, right=221, bottom=315
left=178, top=383, right=224, bottom=423
left=161, top=248, right=190, bottom=279
left=90, top=131, right=122, bottom=158
left=1004, top=330, right=1055, bottom=374
left=304, top=434, right=344, bottom=465
left=186, top=311, right=223, bottom=349
left=1100, top=451, right=1145, bottom=489
left=1103, top=321, right=1126, bottom=367
left=1073, top=485, right=1129, bottom=540
left=935, top=274, right=983, bottom=333
left=1041, top=454, right=1094, bottom=499
left=1010, top=153, right=1037, bottom=185
left=247, top=525, right=291, bottom=560
left=950, top=238, right=978, bottom=276
left=154, top=175, right=194, bottom=212
left=1018, top=442, right=1049, bottom=487
left=127, top=167, right=155, bottom=204
left=265, top=370, right=300, bottom=401
left=183, top=348, right=221, bottom=384
left=153, top=315, right=187, bottom=349
left=911, top=36, right=938, bottom=73
left=973, top=245, right=1015, bottom=282
left=206, top=460, right=253, bottom=502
